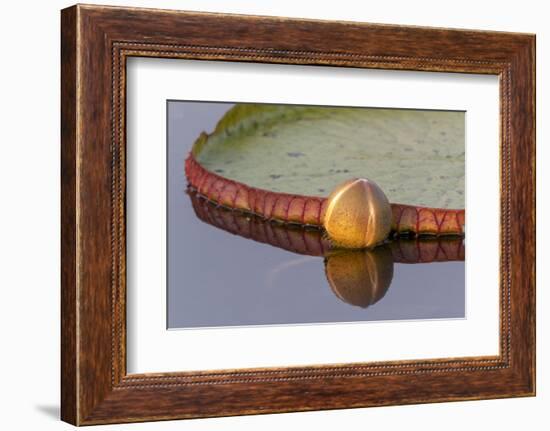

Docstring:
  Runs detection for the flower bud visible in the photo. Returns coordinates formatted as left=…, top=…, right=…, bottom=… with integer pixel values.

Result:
left=323, top=178, right=392, bottom=249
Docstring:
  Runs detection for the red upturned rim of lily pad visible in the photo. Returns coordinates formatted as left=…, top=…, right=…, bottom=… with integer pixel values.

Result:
left=185, top=153, right=465, bottom=238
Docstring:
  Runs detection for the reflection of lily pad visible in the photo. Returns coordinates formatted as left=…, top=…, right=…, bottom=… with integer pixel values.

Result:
left=194, top=104, right=465, bottom=209
left=188, top=189, right=465, bottom=262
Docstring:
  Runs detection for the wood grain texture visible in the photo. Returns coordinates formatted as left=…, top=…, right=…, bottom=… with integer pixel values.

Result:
left=60, top=4, right=536, bottom=425
left=60, top=6, right=78, bottom=425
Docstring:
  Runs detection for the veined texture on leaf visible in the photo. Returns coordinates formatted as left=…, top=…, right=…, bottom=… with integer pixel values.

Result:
left=193, top=103, right=465, bottom=210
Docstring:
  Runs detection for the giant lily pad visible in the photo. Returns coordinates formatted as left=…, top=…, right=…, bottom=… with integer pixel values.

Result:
left=194, top=103, right=465, bottom=209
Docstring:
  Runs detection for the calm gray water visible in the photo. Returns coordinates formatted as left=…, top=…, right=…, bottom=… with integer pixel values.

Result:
left=167, top=100, right=465, bottom=329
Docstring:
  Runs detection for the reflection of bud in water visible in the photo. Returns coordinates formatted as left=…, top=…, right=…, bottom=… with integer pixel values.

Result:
left=325, top=245, right=394, bottom=308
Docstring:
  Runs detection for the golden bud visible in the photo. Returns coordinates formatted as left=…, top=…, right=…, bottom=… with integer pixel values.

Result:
left=325, top=246, right=393, bottom=308
left=323, top=178, right=392, bottom=249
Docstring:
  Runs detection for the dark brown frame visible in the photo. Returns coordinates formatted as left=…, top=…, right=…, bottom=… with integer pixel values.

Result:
left=61, top=4, right=536, bottom=426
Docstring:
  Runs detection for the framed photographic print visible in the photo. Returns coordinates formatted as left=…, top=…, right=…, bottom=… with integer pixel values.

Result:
left=61, top=4, right=535, bottom=425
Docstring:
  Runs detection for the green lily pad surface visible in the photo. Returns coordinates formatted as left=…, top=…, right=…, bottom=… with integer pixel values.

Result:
left=194, top=104, right=465, bottom=209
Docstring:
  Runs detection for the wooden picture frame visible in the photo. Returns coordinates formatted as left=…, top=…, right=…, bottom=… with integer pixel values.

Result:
left=61, top=4, right=535, bottom=425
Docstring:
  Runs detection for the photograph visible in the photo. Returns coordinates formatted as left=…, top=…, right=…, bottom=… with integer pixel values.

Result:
left=168, top=101, right=466, bottom=329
